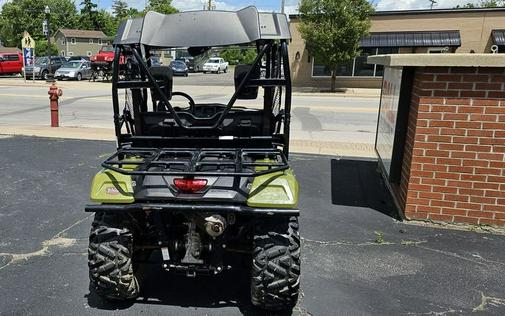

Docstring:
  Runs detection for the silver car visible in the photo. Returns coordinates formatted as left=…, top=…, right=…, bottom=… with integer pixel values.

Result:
left=54, top=60, right=92, bottom=81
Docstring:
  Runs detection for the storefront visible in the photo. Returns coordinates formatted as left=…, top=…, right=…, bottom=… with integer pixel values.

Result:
left=289, top=7, right=505, bottom=89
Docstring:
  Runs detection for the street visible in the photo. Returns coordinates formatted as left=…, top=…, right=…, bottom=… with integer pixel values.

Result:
left=0, top=136, right=504, bottom=315
left=0, top=74, right=380, bottom=156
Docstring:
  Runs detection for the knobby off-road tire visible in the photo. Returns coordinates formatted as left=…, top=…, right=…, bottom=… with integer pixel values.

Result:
left=251, top=216, right=301, bottom=311
left=88, top=212, right=140, bottom=300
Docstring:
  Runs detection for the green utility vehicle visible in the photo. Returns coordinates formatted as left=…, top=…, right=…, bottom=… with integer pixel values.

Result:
left=85, top=7, right=300, bottom=311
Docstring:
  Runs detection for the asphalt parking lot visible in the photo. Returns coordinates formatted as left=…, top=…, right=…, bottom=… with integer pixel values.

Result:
left=1, top=136, right=505, bottom=315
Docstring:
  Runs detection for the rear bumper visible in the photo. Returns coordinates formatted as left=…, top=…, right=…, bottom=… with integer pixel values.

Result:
left=85, top=203, right=299, bottom=216
left=55, top=74, right=77, bottom=79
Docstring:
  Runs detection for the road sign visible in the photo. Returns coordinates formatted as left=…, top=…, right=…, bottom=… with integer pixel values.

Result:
left=23, top=48, right=34, bottom=67
left=21, top=31, right=35, bottom=49
left=21, top=32, right=36, bottom=82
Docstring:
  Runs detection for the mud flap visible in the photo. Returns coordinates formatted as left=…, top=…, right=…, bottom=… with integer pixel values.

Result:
left=331, top=157, right=402, bottom=220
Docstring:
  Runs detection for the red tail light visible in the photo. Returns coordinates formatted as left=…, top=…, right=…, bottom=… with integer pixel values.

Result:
left=173, top=178, right=207, bottom=193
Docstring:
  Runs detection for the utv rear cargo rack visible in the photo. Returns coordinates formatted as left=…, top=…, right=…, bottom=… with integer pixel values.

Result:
left=102, top=147, right=289, bottom=177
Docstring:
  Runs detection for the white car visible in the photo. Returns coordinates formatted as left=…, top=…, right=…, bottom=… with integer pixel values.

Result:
left=203, top=58, right=229, bottom=74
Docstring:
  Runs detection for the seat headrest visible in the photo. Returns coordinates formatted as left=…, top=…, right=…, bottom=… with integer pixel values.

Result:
left=150, top=66, right=173, bottom=100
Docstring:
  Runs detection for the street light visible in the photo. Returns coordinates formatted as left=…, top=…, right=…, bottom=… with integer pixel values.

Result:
left=44, top=5, right=53, bottom=81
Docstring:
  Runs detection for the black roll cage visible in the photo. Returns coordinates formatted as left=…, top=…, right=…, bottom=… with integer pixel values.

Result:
left=111, top=39, right=293, bottom=157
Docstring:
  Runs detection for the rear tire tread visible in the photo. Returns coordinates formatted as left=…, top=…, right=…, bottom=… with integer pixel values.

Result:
left=88, top=212, right=139, bottom=300
left=251, top=216, right=300, bottom=311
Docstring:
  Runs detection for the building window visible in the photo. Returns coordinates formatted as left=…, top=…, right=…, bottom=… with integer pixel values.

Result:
left=71, top=38, right=76, bottom=44
left=61, top=38, right=65, bottom=45
left=353, top=47, right=376, bottom=77
left=87, top=51, right=92, bottom=56
left=98, top=39, right=103, bottom=45
left=89, top=38, right=93, bottom=44
left=68, top=52, right=74, bottom=56
left=61, top=51, right=65, bottom=57
left=312, top=47, right=399, bottom=78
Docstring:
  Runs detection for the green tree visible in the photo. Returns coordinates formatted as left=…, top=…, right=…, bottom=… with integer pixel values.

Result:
left=112, top=0, right=129, bottom=19
left=220, top=47, right=257, bottom=65
left=481, top=0, right=505, bottom=6
left=0, top=0, right=78, bottom=48
left=146, top=0, right=178, bottom=14
left=79, top=0, right=99, bottom=30
left=36, top=39, right=58, bottom=56
left=298, top=0, right=374, bottom=91
left=97, top=10, right=120, bottom=36
left=127, top=8, right=142, bottom=18
left=126, top=7, right=141, bottom=17
left=456, top=0, right=505, bottom=7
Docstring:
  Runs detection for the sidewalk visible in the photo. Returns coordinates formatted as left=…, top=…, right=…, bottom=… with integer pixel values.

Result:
left=293, top=87, right=381, bottom=98
left=0, top=125, right=376, bottom=157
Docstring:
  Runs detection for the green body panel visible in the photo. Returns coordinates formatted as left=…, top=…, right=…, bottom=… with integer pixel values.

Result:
left=247, top=168, right=299, bottom=209
left=90, top=169, right=135, bottom=204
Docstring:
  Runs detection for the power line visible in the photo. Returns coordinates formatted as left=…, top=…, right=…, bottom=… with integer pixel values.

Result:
left=429, top=0, right=437, bottom=10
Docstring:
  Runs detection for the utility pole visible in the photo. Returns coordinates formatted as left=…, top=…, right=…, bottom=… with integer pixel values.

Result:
left=281, top=0, right=285, bottom=13
left=429, top=0, right=437, bottom=10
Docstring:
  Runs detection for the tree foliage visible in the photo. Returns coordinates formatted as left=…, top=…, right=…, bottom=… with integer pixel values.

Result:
left=298, top=0, right=374, bottom=91
left=112, top=0, right=129, bottom=19
left=457, top=0, right=505, bottom=7
left=37, top=39, right=59, bottom=56
left=79, top=0, right=100, bottom=30
left=146, top=0, right=178, bottom=15
left=0, top=0, right=78, bottom=47
left=220, top=47, right=257, bottom=65
left=0, top=0, right=179, bottom=50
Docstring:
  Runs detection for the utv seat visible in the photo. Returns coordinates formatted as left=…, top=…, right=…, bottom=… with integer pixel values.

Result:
left=140, top=107, right=268, bottom=137
left=143, top=65, right=271, bottom=138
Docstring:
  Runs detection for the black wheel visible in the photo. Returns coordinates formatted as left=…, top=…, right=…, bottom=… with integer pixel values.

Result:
left=88, top=212, right=140, bottom=300
left=76, top=73, right=82, bottom=81
left=41, top=70, right=48, bottom=80
left=224, top=67, right=228, bottom=73
left=251, top=216, right=301, bottom=311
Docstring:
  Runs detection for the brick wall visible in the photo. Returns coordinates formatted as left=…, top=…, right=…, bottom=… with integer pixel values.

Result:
left=400, top=67, right=505, bottom=227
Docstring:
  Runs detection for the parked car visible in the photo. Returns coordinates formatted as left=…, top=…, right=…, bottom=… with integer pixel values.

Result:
left=24, top=56, right=66, bottom=80
left=202, top=57, right=228, bottom=74
left=169, top=60, right=189, bottom=76
left=0, top=52, right=23, bottom=75
left=149, top=56, right=162, bottom=66
left=54, top=60, right=92, bottom=81
left=67, top=55, right=90, bottom=62
left=90, top=46, right=126, bottom=80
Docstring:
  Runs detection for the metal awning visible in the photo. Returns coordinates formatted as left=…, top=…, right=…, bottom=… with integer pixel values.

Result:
left=361, top=31, right=461, bottom=48
left=492, top=30, right=505, bottom=46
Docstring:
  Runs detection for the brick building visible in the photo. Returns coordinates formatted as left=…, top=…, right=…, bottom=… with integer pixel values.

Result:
left=369, top=54, right=505, bottom=227
left=289, top=7, right=505, bottom=89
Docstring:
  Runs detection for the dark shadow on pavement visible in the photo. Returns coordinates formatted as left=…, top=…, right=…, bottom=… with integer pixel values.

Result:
left=86, top=263, right=293, bottom=316
left=331, top=157, right=402, bottom=220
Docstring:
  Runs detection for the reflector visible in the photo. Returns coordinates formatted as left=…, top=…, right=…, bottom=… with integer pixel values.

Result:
left=174, top=178, right=208, bottom=193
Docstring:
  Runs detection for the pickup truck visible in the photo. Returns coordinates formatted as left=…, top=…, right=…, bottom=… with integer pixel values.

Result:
left=202, top=57, right=228, bottom=74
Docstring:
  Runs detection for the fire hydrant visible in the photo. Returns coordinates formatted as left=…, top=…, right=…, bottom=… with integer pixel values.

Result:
left=48, top=82, right=63, bottom=127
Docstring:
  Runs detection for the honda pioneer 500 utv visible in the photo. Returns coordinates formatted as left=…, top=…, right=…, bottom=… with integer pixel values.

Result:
left=85, top=7, right=300, bottom=311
